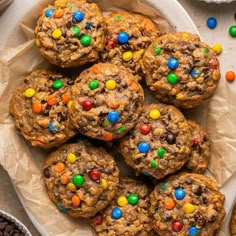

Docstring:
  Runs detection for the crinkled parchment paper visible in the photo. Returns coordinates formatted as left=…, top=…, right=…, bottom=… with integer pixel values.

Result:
left=0, top=0, right=235, bottom=235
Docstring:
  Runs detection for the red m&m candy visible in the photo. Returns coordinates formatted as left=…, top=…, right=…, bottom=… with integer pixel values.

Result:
left=89, top=170, right=101, bottom=181
left=172, top=221, right=183, bottom=232
left=82, top=100, right=93, bottom=111
left=139, top=124, right=151, bottom=135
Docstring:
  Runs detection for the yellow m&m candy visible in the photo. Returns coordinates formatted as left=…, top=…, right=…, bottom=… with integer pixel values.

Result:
left=67, top=153, right=77, bottom=163
left=24, top=88, right=36, bottom=98
left=212, top=43, right=222, bottom=55
left=106, top=80, right=117, bottom=90
left=67, top=100, right=73, bottom=108
left=101, top=179, right=108, bottom=189
left=67, top=183, right=76, bottom=191
left=117, top=195, right=128, bottom=207
left=149, top=109, right=160, bottom=120
left=52, top=29, right=62, bottom=39
left=183, top=203, right=195, bottom=214
left=122, top=51, right=133, bottom=61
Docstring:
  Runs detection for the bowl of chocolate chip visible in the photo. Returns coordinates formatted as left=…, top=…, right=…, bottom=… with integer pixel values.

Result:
left=0, top=210, right=32, bottom=236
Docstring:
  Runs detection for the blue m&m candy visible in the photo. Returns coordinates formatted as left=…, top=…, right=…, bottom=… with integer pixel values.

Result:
left=188, top=226, right=199, bottom=236
left=85, top=23, right=91, bottom=29
left=190, top=69, right=198, bottom=78
left=174, top=188, right=186, bottom=200
left=59, top=205, right=68, bottom=212
left=73, top=11, right=84, bottom=22
left=167, top=58, right=179, bottom=70
left=107, top=111, right=119, bottom=123
left=111, top=207, right=122, bottom=219
left=207, top=17, right=217, bottom=29
left=118, top=32, right=129, bottom=44
left=45, top=8, right=54, bottom=18
left=138, top=142, right=150, bottom=153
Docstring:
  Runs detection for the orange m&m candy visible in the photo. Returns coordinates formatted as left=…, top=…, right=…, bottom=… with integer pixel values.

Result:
left=225, top=71, right=235, bottom=82
left=32, top=102, right=42, bottom=113
left=164, top=197, right=175, bottom=210
left=72, top=195, right=81, bottom=207
left=55, top=162, right=65, bottom=173
left=60, top=173, right=68, bottom=184
left=61, top=92, right=70, bottom=104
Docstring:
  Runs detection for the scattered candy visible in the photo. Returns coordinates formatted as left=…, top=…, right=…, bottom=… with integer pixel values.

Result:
left=183, top=203, right=195, bottom=214
left=111, top=207, right=122, bottom=219
left=118, top=32, right=129, bottom=44
left=32, top=102, right=42, bottom=113
left=229, top=25, right=236, bottom=37
left=55, top=162, right=65, bottom=173
left=164, top=198, right=175, bottom=210
left=67, top=153, right=77, bottom=163
left=60, top=173, right=68, bottom=184
left=52, top=29, right=62, bottom=39
left=73, top=11, right=84, bottom=22
left=61, top=93, right=70, bottom=104
left=138, top=142, right=150, bottom=153
left=85, top=23, right=91, bottom=29
left=157, top=148, right=166, bottom=159
left=24, top=88, right=36, bottom=98
left=167, top=58, right=179, bottom=70
left=101, top=179, right=108, bottom=189
left=151, top=159, right=157, bottom=168
left=174, top=188, right=186, bottom=200
left=82, top=100, right=93, bottom=111
left=72, top=195, right=81, bottom=207
left=45, top=8, right=54, bottom=18
left=206, top=17, right=217, bottom=29
left=67, top=183, right=76, bottom=191
left=225, top=70, right=235, bottom=82
left=52, top=80, right=63, bottom=89
left=139, top=124, right=151, bottom=135
left=212, top=43, right=222, bottom=55
left=80, top=34, right=92, bottom=46
left=49, top=120, right=60, bottom=133
left=107, top=111, right=120, bottom=123
left=128, top=194, right=139, bottom=205
left=106, top=80, right=117, bottom=90
left=72, top=174, right=84, bottom=187
left=122, top=51, right=133, bottom=61
left=188, top=226, right=199, bottom=236
left=167, top=73, right=178, bottom=84
left=117, top=195, right=128, bottom=207
left=88, top=79, right=99, bottom=90
left=155, top=46, right=162, bottom=55
left=149, top=109, right=160, bottom=120
left=72, top=25, right=80, bottom=37
left=89, top=170, right=101, bottom=181
left=172, top=221, right=183, bottom=232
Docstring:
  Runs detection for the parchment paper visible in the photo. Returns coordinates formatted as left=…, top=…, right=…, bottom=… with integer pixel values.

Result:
left=0, top=0, right=235, bottom=235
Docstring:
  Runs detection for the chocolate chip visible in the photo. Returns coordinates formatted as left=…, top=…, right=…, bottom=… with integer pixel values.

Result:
left=43, top=105, right=51, bottom=116
left=201, top=195, right=208, bottom=204
left=58, top=113, right=67, bottom=122
left=163, top=212, right=172, bottom=222
left=185, top=177, right=193, bottom=184
left=67, top=79, right=75, bottom=85
left=122, top=44, right=131, bottom=51
left=192, top=185, right=203, bottom=196
left=43, top=167, right=51, bottom=178
left=165, top=132, right=176, bottom=144
left=133, top=158, right=142, bottom=165
left=23, top=79, right=29, bottom=84
left=203, top=135, right=208, bottom=142
left=115, top=78, right=121, bottom=84
left=194, top=211, right=206, bottom=226
left=66, top=21, right=72, bottom=28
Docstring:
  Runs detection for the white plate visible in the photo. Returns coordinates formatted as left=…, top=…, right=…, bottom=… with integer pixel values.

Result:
left=0, top=1, right=199, bottom=236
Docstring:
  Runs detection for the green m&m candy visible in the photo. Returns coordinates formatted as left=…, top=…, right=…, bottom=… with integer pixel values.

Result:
left=229, top=25, right=236, bottom=37
left=52, top=80, right=63, bottom=89
left=72, top=25, right=80, bottom=37
left=88, top=79, right=99, bottom=90
left=167, top=73, right=178, bottom=84
left=80, top=34, right=91, bottom=46
left=128, top=194, right=139, bottom=205
left=72, top=174, right=84, bottom=187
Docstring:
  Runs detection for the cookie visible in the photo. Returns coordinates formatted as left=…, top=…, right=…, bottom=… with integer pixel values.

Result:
left=69, top=63, right=144, bottom=141
left=35, top=0, right=105, bottom=67
left=150, top=173, right=225, bottom=236
left=91, top=177, right=155, bottom=236
left=43, top=141, right=119, bottom=218
left=119, top=103, right=192, bottom=180
left=142, top=32, right=221, bottom=108
left=10, top=69, right=76, bottom=148
left=185, top=120, right=210, bottom=174
left=230, top=202, right=236, bottom=235
left=101, top=11, right=160, bottom=81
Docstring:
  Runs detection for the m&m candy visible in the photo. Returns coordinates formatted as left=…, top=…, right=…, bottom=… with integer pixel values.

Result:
left=149, top=109, right=160, bottom=120
left=106, top=80, right=117, bottom=90
left=138, top=142, right=150, bottom=153
left=155, top=46, right=162, bottom=55
left=225, top=71, right=235, bottom=82
left=183, top=203, right=195, bottom=214
left=67, top=153, right=77, bottom=163
left=122, top=51, right=133, bottom=61
left=24, top=88, right=36, bottom=98
left=167, top=58, right=179, bottom=70
left=89, top=170, right=101, bottom=181
left=164, top=198, right=175, bottom=210
left=111, top=207, right=122, bottom=219
left=73, top=11, right=84, bottom=22
left=82, top=100, right=93, bottom=111
left=229, top=25, right=236, bottom=37
left=80, top=35, right=91, bottom=46
left=52, top=80, right=63, bottom=89
left=72, top=174, right=84, bottom=187
left=117, top=195, right=128, bottom=207
left=127, top=194, right=139, bottom=205
left=212, top=43, right=222, bottom=55
left=72, top=195, right=81, bottom=207
left=118, top=32, right=129, bottom=44
left=206, top=17, right=217, bottom=29
left=101, top=179, right=108, bottom=189
left=85, top=23, right=91, bottom=29
left=52, top=29, right=62, bottom=39
left=167, top=73, right=178, bottom=84
left=88, top=79, right=99, bottom=90
left=174, top=188, right=186, bottom=200
left=45, top=8, right=54, bottom=18
left=49, top=120, right=60, bottom=133
left=157, top=148, right=166, bottom=159
left=172, top=221, right=183, bottom=232
left=139, top=124, right=151, bottom=135
left=188, top=226, right=199, bottom=236
left=151, top=159, right=157, bottom=168
left=72, top=25, right=80, bottom=37
left=107, top=111, right=119, bottom=123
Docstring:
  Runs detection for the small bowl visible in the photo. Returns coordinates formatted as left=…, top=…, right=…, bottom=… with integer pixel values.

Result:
left=0, top=210, right=32, bottom=236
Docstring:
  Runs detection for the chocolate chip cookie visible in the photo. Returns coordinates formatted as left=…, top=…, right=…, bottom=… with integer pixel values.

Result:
left=43, top=141, right=119, bottom=218
left=119, top=103, right=192, bottom=180
left=185, top=120, right=210, bottom=174
left=91, top=177, right=155, bottom=236
left=10, top=69, right=76, bottom=148
left=101, top=10, right=160, bottom=81
left=142, top=32, right=221, bottom=108
left=35, top=0, right=105, bottom=67
left=150, top=173, right=225, bottom=236
left=69, top=63, right=144, bottom=141
left=230, top=201, right=236, bottom=235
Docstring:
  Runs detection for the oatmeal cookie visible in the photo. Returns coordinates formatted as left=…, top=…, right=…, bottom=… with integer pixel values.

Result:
left=91, top=177, right=155, bottom=236
left=119, top=103, right=192, bottom=180
left=10, top=69, right=76, bottom=148
left=230, top=202, right=236, bottom=235
left=35, top=0, right=105, bottom=67
left=101, top=11, right=160, bottom=81
left=68, top=63, right=144, bottom=141
left=43, top=141, right=119, bottom=218
left=150, top=173, right=225, bottom=236
left=142, top=32, right=221, bottom=108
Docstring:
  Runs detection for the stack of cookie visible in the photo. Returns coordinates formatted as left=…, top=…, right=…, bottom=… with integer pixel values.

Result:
left=10, top=0, right=227, bottom=235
